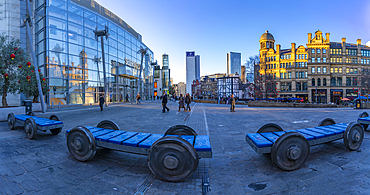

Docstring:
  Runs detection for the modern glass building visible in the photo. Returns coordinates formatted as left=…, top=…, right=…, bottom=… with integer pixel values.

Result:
left=227, top=52, right=241, bottom=76
left=35, top=0, right=154, bottom=105
left=162, top=54, right=170, bottom=92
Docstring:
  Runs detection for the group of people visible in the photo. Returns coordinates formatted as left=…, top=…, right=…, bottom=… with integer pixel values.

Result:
left=161, top=92, right=192, bottom=113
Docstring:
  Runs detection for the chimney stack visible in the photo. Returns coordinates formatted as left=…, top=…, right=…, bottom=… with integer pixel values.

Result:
left=308, top=33, right=312, bottom=43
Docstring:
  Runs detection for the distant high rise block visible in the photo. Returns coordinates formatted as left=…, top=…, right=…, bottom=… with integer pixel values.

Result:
left=227, top=52, right=241, bottom=76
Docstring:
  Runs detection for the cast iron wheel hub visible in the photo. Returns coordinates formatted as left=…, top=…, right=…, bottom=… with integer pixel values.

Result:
left=287, top=146, right=301, bottom=160
left=163, top=155, right=179, bottom=169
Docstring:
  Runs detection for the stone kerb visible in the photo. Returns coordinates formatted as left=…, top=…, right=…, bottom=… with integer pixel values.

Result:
left=248, top=101, right=338, bottom=108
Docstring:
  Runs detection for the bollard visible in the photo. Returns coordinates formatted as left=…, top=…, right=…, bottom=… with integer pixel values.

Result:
left=51, top=102, right=54, bottom=109
left=58, top=102, right=61, bottom=110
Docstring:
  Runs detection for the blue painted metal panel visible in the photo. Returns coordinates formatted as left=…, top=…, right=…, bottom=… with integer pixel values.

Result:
left=165, top=135, right=179, bottom=137
left=123, top=133, right=151, bottom=147
left=194, top=135, right=212, bottom=152
left=95, top=131, right=126, bottom=142
left=260, top=132, right=280, bottom=143
left=285, top=130, right=315, bottom=141
left=246, top=133, right=273, bottom=148
left=316, top=126, right=344, bottom=134
left=108, top=131, right=138, bottom=145
left=358, top=116, right=370, bottom=121
left=15, top=115, right=63, bottom=126
left=138, top=134, right=164, bottom=148
left=85, top=126, right=105, bottom=133
left=296, top=129, right=325, bottom=139
left=306, top=128, right=335, bottom=136
left=180, top=135, right=195, bottom=146
left=91, top=129, right=114, bottom=137
left=272, top=131, right=285, bottom=136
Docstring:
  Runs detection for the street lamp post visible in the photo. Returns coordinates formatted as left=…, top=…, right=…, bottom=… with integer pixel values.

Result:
left=21, top=0, right=45, bottom=113
left=94, top=26, right=109, bottom=107
left=137, top=47, right=148, bottom=97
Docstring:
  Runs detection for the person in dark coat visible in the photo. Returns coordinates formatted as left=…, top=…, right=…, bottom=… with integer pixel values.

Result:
left=230, top=94, right=235, bottom=112
left=178, top=94, right=186, bottom=112
left=162, top=92, right=170, bottom=113
left=185, top=93, right=191, bottom=112
left=99, top=94, right=105, bottom=111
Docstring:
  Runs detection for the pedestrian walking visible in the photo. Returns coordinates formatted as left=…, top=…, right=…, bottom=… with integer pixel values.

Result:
left=230, top=94, right=236, bottom=112
left=125, top=94, right=129, bottom=102
left=185, top=93, right=191, bottom=112
left=99, top=94, right=105, bottom=111
left=178, top=94, right=186, bottom=112
left=162, top=92, right=170, bottom=113
left=136, top=93, right=141, bottom=104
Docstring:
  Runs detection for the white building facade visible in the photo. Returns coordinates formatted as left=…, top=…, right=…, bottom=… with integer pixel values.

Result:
left=186, top=51, right=196, bottom=95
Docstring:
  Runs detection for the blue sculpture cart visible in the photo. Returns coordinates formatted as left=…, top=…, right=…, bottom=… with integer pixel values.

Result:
left=7, top=113, right=63, bottom=139
left=66, top=121, right=212, bottom=182
left=245, top=118, right=364, bottom=171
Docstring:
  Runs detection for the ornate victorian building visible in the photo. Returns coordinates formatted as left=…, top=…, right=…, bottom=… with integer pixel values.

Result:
left=257, top=30, right=370, bottom=104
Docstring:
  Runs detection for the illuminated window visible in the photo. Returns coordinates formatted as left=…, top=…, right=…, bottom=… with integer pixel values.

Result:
left=288, top=72, right=291, bottom=79
left=311, top=67, right=315, bottom=73
left=335, top=68, right=338, bottom=73
left=346, top=68, right=349, bottom=73
left=339, top=68, right=342, bottom=73
left=323, top=57, right=326, bottom=63
left=323, top=49, right=326, bottom=54
left=312, top=49, right=315, bottom=54
left=330, top=68, right=334, bottom=73
left=312, top=57, right=315, bottom=62
left=317, top=67, right=321, bottom=73
left=323, top=67, right=327, bottom=73
left=317, top=58, right=321, bottom=63
left=317, top=49, right=321, bottom=54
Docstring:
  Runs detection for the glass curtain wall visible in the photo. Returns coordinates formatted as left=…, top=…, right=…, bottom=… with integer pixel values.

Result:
left=35, top=0, right=153, bottom=105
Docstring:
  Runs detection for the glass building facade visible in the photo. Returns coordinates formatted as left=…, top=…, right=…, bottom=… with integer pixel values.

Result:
left=35, top=0, right=154, bottom=105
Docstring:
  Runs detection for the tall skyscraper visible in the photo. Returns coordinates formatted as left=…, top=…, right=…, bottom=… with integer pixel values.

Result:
left=162, top=54, right=170, bottom=93
left=195, top=55, right=200, bottom=80
left=227, top=52, right=242, bottom=76
left=186, top=51, right=196, bottom=95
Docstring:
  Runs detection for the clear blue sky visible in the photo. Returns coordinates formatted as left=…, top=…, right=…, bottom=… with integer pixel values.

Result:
left=95, top=0, right=370, bottom=84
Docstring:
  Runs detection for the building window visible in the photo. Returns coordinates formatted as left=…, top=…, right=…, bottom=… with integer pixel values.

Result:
left=305, top=54, right=307, bottom=59
left=284, top=73, right=286, bottom=78
left=350, top=68, right=353, bottom=74
left=305, top=62, right=307, bottom=67
left=280, top=73, right=283, bottom=78
left=331, top=77, right=336, bottom=86
left=288, top=72, right=291, bottom=79
left=323, top=78, right=327, bottom=86
left=312, top=49, right=315, bottom=54
left=274, top=56, right=276, bottom=61
left=323, top=67, right=327, bottom=73
left=289, top=62, right=291, bottom=68
left=323, top=49, right=326, bottom=54
left=318, top=67, right=321, bottom=73
left=305, top=71, right=307, bottom=78
left=318, top=78, right=321, bottom=86
left=346, top=77, right=351, bottom=86
left=354, top=68, right=358, bottom=74
left=323, top=57, right=326, bottom=62
left=339, top=68, right=342, bottom=73
left=312, top=57, right=315, bottom=63
left=317, top=49, right=321, bottom=54
left=337, top=77, right=342, bottom=86
left=296, top=72, right=298, bottom=79
left=335, top=68, right=338, bottom=73
left=317, top=58, right=321, bottom=63
left=353, top=77, right=357, bottom=86
left=311, top=67, right=315, bottom=73
left=346, top=68, right=349, bottom=74
left=312, top=78, right=315, bottom=86
left=330, top=68, right=334, bottom=73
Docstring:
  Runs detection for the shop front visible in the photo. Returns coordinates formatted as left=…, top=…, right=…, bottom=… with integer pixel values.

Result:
left=296, top=94, right=308, bottom=102
left=312, top=89, right=327, bottom=103
left=330, top=89, right=343, bottom=105
left=346, top=89, right=358, bottom=101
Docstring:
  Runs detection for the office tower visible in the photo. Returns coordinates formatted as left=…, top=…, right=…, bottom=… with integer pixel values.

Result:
left=186, top=51, right=196, bottom=95
left=195, top=55, right=200, bottom=80
left=227, top=52, right=242, bottom=76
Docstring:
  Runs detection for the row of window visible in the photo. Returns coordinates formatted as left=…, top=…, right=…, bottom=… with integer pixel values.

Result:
left=311, top=67, right=358, bottom=74
left=280, top=82, right=308, bottom=91
left=296, top=54, right=307, bottom=59
left=361, top=50, right=370, bottom=57
left=281, top=54, right=291, bottom=59
left=347, top=49, right=357, bottom=56
left=311, top=57, right=327, bottom=63
left=312, top=48, right=327, bottom=54
left=312, top=77, right=358, bottom=87
left=331, top=49, right=342, bottom=55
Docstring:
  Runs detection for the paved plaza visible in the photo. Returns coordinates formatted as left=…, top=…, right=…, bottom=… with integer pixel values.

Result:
left=1, top=101, right=370, bottom=194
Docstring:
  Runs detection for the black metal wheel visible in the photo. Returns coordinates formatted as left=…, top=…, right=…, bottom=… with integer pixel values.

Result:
left=67, top=126, right=96, bottom=161
left=27, top=112, right=35, bottom=116
left=148, top=136, right=199, bottom=182
left=96, top=120, right=120, bottom=130
left=358, top=112, right=369, bottom=131
left=165, top=125, right=197, bottom=136
left=24, top=118, right=37, bottom=139
left=7, top=113, right=15, bottom=130
left=271, top=132, right=309, bottom=171
left=257, top=123, right=283, bottom=133
left=318, top=118, right=336, bottom=126
left=344, top=122, right=364, bottom=151
left=49, top=115, right=62, bottom=135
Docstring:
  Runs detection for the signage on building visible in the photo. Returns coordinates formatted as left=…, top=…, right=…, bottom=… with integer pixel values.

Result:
left=186, top=52, right=195, bottom=57
left=125, top=58, right=140, bottom=69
